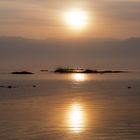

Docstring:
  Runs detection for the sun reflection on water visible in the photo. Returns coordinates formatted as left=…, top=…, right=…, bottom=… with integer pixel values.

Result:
left=68, top=103, right=86, bottom=133
left=71, top=73, right=87, bottom=82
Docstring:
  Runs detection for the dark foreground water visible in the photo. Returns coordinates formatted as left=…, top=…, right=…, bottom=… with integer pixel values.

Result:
left=0, top=72, right=140, bottom=140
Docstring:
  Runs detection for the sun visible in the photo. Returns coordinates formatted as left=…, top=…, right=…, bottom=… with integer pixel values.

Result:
left=64, top=10, right=88, bottom=29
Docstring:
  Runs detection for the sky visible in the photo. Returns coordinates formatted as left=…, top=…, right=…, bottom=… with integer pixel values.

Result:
left=0, top=0, right=140, bottom=39
left=0, top=0, right=140, bottom=70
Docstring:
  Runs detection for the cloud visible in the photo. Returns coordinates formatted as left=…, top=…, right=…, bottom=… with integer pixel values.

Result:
left=0, top=36, right=140, bottom=70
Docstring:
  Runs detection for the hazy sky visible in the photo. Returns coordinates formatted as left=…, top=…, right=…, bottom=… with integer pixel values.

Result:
left=0, top=0, right=140, bottom=39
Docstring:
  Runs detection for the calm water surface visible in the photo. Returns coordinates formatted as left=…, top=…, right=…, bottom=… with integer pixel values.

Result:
left=0, top=72, right=140, bottom=140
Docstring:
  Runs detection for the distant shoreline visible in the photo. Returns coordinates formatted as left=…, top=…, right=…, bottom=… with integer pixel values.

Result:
left=10, top=68, right=127, bottom=75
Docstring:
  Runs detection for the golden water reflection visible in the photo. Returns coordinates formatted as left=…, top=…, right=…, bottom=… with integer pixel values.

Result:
left=71, top=73, right=87, bottom=82
left=68, top=103, right=86, bottom=133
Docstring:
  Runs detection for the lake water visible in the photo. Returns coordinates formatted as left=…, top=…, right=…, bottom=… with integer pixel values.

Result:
left=0, top=72, right=140, bottom=140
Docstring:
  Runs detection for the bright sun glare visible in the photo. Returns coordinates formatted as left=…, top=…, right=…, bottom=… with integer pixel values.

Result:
left=64, top=10, right=88, bottom=29
left=72, top=73, right=86, bottom=82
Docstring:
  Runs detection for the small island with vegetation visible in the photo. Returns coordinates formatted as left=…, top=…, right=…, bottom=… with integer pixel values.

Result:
left=11, top=71, right=34, bottom=74
left=54, top=67, right=125, bottom=74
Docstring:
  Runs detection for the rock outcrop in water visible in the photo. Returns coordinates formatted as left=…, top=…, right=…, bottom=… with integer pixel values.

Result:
left=11, top=71, right=34, bottom=74
left=40, top=69, right=48, bottom=72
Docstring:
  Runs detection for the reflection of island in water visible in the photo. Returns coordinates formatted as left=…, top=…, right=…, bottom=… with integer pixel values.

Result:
left=54, top=67, right=125, bottom=74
